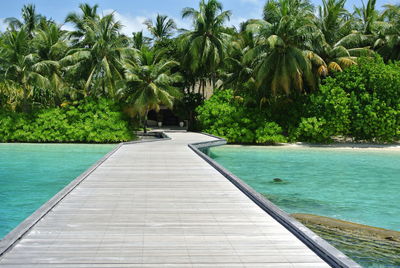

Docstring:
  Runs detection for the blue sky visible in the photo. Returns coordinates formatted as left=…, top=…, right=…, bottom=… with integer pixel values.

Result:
left=0, top=0, right=397, bottom=34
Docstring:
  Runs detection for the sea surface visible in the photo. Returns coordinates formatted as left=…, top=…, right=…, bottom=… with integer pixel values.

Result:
left=0, top=143, right=115, bottom=239
left=209, top=145, right=400, bottom=267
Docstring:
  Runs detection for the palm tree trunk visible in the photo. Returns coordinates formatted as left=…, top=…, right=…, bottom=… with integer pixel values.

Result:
left=144, top=107, right=149, bottom=134
left=188, top=110, right=193, bottom=131
left=22, top=85, right=29, bottom=113
left=202, top=80, right=205, bottom=98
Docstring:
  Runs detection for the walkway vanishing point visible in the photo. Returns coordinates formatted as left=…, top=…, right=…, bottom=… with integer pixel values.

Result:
left=0, top=132, right=359, bottom=267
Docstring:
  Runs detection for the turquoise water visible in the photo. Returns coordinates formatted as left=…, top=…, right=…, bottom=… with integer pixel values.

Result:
left=209, top=145, right=400, bottom=231
left=209, top=145, right=400, bottom=267
left=0, top=143, right=115, bottom=239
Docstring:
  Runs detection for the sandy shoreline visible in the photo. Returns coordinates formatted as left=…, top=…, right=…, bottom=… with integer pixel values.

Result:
left=225, top=142, right=400, bottom=151
left=286, top=142, right=400, bottom=149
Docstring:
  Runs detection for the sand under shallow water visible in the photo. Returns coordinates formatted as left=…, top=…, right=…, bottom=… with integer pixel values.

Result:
left=293, top=213, right=400, bottom=267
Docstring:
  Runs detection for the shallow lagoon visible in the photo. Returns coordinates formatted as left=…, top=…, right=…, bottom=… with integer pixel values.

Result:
left=209, top=145, right=400, bottom=267
left=0, top=143, right=115, bottom=239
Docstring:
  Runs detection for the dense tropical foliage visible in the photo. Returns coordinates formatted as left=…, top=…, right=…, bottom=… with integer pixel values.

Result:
left=1, top=0, right=400, bottom=143
left=0, top=98, right=133, bottom=142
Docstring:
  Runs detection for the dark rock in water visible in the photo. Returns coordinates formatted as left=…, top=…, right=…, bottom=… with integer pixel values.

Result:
left=273, top=178, right=283, bottom=183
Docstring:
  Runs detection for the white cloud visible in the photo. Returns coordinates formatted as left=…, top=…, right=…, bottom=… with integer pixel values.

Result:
left=104, top=9, right=149, bottom=36
left=103, top=9, right=191, bottom=37
left=42, top=8, right=191, bottom=38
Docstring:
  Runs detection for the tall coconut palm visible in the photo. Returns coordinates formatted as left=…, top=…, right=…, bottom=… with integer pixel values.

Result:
left=34, top=23, right=68, bottom=61
left=353, top=0, right=378, bottom=35
left=374, top=4, right=400, bottom=60
left=119, top=48, right=182, bottom=133
left=65, top=3, right=100, bottom=47
left=33, top=23, right=70, bottom=105
left=0, top=29, right=56, bottom=112
left=334, top=0, right=379, bottom=50
left=180, top=0, right=231, bottom=91
left=144, top=14, right=176, bottom=42
left=62, top=13, right=126, bottom=97
left=316, top=0, right=351, bottom=46
left=224, top=29, right=257, bottom=94
left=313, top=0, right=374, bottom=76
left=247, top=0, right=321, bottom=98
left=263, top=0, right=314, bottom=24
left=4, top=4, right=45, bottom=38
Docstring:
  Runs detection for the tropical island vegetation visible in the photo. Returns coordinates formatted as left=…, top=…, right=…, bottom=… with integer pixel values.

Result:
left=0, top=0, right=399, bottom=143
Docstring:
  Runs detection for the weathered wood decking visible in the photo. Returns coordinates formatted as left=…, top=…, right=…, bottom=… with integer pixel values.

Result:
left=0, top=132, right=334, bottom=267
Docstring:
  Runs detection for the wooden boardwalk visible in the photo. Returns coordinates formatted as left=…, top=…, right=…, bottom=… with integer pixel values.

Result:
left=0, top=132, right=332, bottom=267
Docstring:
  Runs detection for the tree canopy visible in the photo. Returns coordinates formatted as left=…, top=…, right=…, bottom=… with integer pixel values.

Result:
left=1, top=0, right=399, bottom=141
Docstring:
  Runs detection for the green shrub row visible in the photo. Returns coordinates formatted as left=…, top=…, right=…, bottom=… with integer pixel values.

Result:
left=0, top=98, right=134, bottom=143
left=196, top=57, right=400, bottom=144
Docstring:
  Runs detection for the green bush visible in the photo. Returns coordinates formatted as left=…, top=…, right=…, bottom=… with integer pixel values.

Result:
left=331, top=57, right=400, bottom=142
left=293, top=117, right=332, bottom=143
left=196, top=89, right=286, bottom=144
left=0, top=98, right=134, bottom=143
left=255, top=122, right=287, bottom=144
left=292, top=82, right=351, bottom=143
left=196, top=89, right=257, bottom=143
left=294, top=57, right=400, bottom=143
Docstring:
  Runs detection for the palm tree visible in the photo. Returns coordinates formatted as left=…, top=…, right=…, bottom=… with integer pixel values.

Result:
left=62, top=13, right=126, bottom=98
left=335, top=0, right=379, bottom=49
left=34, top=23, right=68, bottom=61
left=306, top=45, right=356, bottom=76
left=353, top=0, right=378, bottom=35
left=144, top=14, right=176, bottom=42
left=33, top=23, right=70, bottom=105
left=312, top=0, right=374, bottom=76
left=131, top=31, right=151, bottom=50
left=380, top=4, right=400, bottom=21
left=4, top=4, right=45, bottom=38
left=0, top=29, right=55, bottom=112
left=119, top=48, right=182, bottom=133
left=316, top=0, right=351, bottom=46
left=374, top=4, right=400, bottom=60
left=180, top=0, right=232, bottom=93
left=247, top=0, right=320, bottom=98
left=263, top=0, right=314, bottom=24
left=65, top=3, right=100, bottom=47
left=224, top=29, right=257, bottom=94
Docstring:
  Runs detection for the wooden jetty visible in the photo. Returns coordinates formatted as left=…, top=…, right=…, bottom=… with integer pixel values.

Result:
left=0, top=132, right=359, bottom=267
